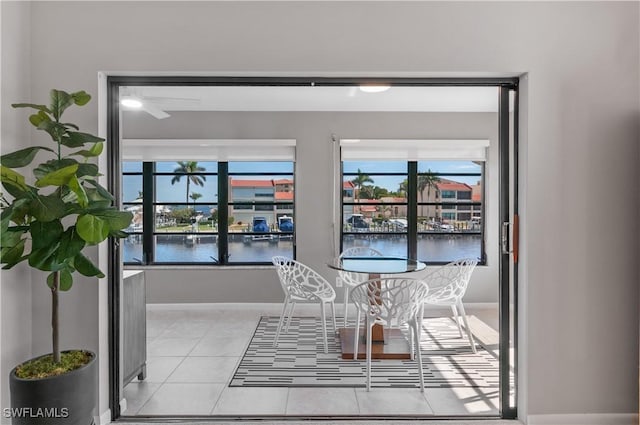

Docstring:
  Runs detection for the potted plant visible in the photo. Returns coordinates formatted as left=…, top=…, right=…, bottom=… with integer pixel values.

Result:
left=1, top=89, right=133, bottom=424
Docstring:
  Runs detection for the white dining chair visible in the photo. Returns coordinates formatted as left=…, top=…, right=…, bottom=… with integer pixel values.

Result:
left=350, top=277, right=429, bottom=391
left=419, top=258, right=478, bottom=353
left=337, top=247, right=383, bottom=327
left=271, top=256, right=337, bottom=353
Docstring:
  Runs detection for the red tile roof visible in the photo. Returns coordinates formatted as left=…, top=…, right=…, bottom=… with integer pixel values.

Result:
left=230, top=179, right=273, bottom=188
left=437, top=182, right=472, bottom=192
left=359, top=205, right=378, bottom=212
left=343, top=181, right=355, bottom=189
left=274, top=179, right=293, bottom=185
left=275, top=192, right=294, bottom=200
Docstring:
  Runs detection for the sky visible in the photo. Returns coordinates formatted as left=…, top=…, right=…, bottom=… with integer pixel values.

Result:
left=122, top=160, right=481, bottom=205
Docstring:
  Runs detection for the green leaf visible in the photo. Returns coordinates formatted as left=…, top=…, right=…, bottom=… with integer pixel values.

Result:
left=58, top=269, right=73, bottom=291
left=28, top=243, right=61, bottom=271
left=69, top=142, right=104, bottom=158
left=50, top=89, right=74, bottom=121
left=72, top=252, right=104, bottom=277
left=2, top=198, right=31, bottom=226
left=29, top=194, right=66, bottom=222
left=68, top=175, right=88, bottom=208
left=77, top=163, right=99, bottom=178
left=76, top=214, right=108, bottom=244
left=62, top=122, right=80, bottom=130
left=56, top=227, right=85, bottom=262
left=84, top=180, right=114, bottom=201
left=1, top=238, right=25, bottom=266
left=71, top=91, right=91, bottom=106
left=35, top=163, right=79, bottom=187
left=30, top=220, right=64, bottom=250
left=92, top=209, right=133, bottom=231
left=37, top=120, right=67, bottom=141
left=33, top=158, right=77, bottom=180
left=29, top=110, right=51, bottom=128
left=1, top=166, right=28, bottom=191
left=66, top=132, right=104, bottom=147
left=46, top=270, right=73, bottom=290
left=1, top=146, right=55, bottom=168
left=12, top=103, right=51, bottom=113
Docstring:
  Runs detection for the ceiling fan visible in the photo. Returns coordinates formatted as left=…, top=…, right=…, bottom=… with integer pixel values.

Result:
left=120, top=90, right=200, bottom=119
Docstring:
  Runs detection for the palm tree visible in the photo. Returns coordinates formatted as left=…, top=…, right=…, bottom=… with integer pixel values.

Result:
left=398, top=179, right=408, bottom=196
left=351, top=169, right=374, bottom=200
left=418, top=169, right=440, bottom=218
left=189, top=192, right=203, bottom=204
left=171, top=161, right=207, bottom=206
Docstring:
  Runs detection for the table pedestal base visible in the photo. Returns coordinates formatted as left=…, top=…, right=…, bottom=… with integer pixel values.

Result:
left=338, top=327, right=412, bottom=360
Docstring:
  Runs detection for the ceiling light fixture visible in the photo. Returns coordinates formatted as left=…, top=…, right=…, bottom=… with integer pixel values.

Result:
left=359, top=84, right=391, bottom=93
left=121, top=97, right=143, bottom=108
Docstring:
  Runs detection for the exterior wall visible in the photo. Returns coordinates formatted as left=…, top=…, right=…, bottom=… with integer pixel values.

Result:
left=2, top=1, right=638, bottom=421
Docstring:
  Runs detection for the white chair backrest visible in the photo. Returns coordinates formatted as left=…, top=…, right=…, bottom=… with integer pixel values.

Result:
left=350, top=277, right=429, bottom=325
left=272, top=256, right=335, bottom=301
left=423, top=258, right=478, bottom=302
left=339, top=246, right=383, bottom=258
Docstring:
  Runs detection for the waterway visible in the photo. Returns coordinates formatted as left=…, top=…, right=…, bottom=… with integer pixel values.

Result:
left=123, top=234, right=481, bottom=264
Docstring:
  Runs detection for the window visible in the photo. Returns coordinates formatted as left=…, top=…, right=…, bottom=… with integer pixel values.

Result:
left=122, top=160, right=295, bottom=265
left=340, top=139, right=487, bottom=264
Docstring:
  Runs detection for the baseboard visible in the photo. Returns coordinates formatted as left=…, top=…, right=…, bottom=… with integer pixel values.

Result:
left=94, top=408, right=111, bottom=425
left=527, top=413, right=638, bottom=425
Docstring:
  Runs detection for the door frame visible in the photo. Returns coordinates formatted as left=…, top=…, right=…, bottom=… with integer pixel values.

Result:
left=106, top=75, right=519, bottom=420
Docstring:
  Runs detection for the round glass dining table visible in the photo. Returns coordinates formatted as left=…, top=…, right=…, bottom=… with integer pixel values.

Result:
left=327, top=256, right=426, bottom=360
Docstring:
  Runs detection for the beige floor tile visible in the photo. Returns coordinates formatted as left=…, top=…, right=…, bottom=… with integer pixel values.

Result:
left=166, top=356, right=240, bottom=383
left=286, top=388, right=359, bottom=415
left=355, top=387, right=433, bottom=415
left=212, top=387, right=288, bottom=415
left=137, top=383, right=224, bottom=415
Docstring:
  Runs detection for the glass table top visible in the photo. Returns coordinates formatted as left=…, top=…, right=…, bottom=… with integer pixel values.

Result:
left=327, top=256, right=426, bottom=274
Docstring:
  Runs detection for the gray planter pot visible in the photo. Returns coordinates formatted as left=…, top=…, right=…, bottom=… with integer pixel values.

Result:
left=9, top=350, right=96, bottom=425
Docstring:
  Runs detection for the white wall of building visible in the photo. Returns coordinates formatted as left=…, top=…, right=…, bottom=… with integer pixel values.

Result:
left=1, top=1, right=638, bottom=422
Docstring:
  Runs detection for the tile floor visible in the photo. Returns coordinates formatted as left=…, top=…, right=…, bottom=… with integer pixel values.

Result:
left=122, top=303, right=500, bottom=418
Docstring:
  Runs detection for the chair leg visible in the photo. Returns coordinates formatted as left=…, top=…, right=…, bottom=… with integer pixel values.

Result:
left=353, top=309, right=361, bottom=360
left=343, top=286, right=350, bottom=328
left=366, top=317, right=372, bottom=392
left=458, top=302, right=477, bottom=353
left=274, top=297, right=289, bottom=347
left=285, top=302, right=296, bottom=332
left=451, top=304, right=463, bottom=338
left=412, top=319, right=425, bottom=392
left=330, top=301, right=337, bottom=334
left=409, top=324, right=415, bottom=361
left=320, top=302, right=328, bottom=354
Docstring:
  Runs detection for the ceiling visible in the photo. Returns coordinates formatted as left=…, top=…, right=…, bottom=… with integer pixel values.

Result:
left=120, top=85, right=500, bottom=114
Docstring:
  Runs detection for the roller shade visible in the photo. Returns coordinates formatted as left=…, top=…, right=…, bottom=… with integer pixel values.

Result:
left=340, top=139, right=490, bottom=161
left=122, top=139, right=296, bottom=161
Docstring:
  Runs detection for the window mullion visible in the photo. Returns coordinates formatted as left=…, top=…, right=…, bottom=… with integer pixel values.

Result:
left=407, top=162, right=418, bottom=259
left=218, top=162, right=229, bottom=264
left=142, top=162, right=154, bottom=264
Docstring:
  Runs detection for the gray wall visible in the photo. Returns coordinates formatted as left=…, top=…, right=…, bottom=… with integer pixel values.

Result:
left=2, top=1, right=638, bottom=421
left=123, top=110, right=500, bottom=305
left=0, top=2, right=33, bottom=420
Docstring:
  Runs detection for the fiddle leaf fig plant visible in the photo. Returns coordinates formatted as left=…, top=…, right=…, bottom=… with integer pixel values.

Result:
left=1, top=89, right=133, bottom=368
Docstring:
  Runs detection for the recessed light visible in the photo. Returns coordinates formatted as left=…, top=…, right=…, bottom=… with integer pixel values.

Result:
left=121, top=97, right=143, bottom=108
left=359, top=84, right=391, bottom=93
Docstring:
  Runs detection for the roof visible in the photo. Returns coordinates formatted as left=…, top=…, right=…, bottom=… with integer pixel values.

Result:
left=437, top=182, right=472, bottom=192
left=380, top=197, right=407, bottom=202
left=359, top=205, right=378, bottom=212
left=275, top=192, right=294, bottom=200
left=230, top=179, right=273, bottom=188
left=343, top=181, right=355, bottom=189
left=274, top=179, right=293, bottom=185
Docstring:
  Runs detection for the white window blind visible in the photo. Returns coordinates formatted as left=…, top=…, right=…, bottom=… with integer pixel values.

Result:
left=121, top=139, right=296, bottom=161
left=340, top=139, right=490, bottom=161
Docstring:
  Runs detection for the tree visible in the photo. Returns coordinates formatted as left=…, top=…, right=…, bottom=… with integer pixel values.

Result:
left=398, top=179, right=408, bottom=196
left=189, top=192, right=202, bottom=204
left=418, top=169, right=440, bottom=218
left=351, top=169, right=374, bottom=200
left=171, top=161, right=206, bottom=205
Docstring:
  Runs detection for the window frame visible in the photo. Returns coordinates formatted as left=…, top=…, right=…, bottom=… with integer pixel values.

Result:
left=122, top=161, right=295, bottom=266
left=340, top=161, right=486, bottom=265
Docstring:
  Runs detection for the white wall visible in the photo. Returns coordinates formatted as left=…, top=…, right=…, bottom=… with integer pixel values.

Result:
left=0, top=2, right=33, bottom=421
left=123, top=110, right=500, bottom=304
left=3, top=1, right=639, bottom=421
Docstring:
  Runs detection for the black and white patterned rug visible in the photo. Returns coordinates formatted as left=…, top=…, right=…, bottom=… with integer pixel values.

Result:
left=230, top=316, right=499, bottom=388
